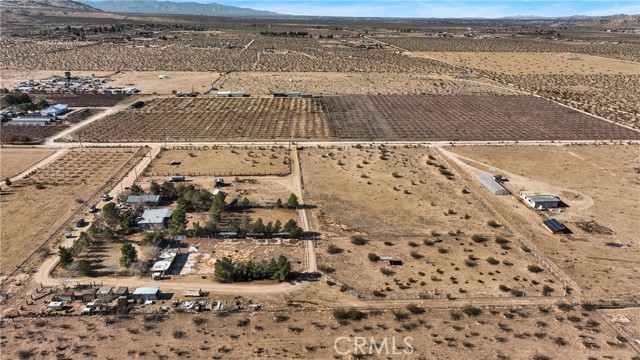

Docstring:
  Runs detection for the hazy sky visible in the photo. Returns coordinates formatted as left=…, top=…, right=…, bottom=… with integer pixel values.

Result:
left=207, top=0, right=640, bottom=18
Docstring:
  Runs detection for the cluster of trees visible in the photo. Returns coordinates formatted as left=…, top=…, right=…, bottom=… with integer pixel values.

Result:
left=3, top=93, right=50, bottom=112
left=102, top=202, right=141, bottom=236
left=214, top=255, right=291, bottom=283
left=58, top=232, right=95, bottom=276
left=1, top=134, right=32, bottom=144
left=120, top=243, right=138, bottom=268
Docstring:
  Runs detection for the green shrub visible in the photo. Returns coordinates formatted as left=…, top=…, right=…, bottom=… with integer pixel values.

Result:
left=368, top=253, right=380, bottom=262
left=350, top=236, right=368, bottom=245
left=528, top=265, right=544, bottom=273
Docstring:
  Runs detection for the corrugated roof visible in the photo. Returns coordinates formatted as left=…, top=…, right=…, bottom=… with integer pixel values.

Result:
left=528, top=195, right=560, bottom=202
left=138, top=208, right=173, bottom=225
left=127, top=195, right=161, bottom=204
left=133, top=287, right=159, bottom=295
left=475, top=173, right=510, bottom=195
left=543, top=219, right=567, bottom=233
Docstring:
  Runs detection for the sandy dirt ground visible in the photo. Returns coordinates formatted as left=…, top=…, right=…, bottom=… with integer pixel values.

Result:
left=0, top=148, right=56, bottom=179
left=417, top=52, right=640, bottom=75
left=446, top=144, right=640, bottom=301
left=146, top=147, right=290, bottom=176
left=108, top=71, right=222, bottom=94
left=217, top=71, right=520, bottom=95
left=0, top=303, right=634, bottom=360
left=0, top=148, right=144, bottom=274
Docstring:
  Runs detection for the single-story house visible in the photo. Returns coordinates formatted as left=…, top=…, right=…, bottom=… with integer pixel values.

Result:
left=41, top=104, right=68, bottom=116
left=520, top=192, right=560, bottom=210
left=151, top=249, right=178, bottom=276
left=48, top=301, right=65, bottom=310
left=126, top=195, right=161, bottom=207
left=97, top=286, right=114, bottom=302
left=138, top=208, right=173, bottom=230
left=132, top=287, right=160, bottom=301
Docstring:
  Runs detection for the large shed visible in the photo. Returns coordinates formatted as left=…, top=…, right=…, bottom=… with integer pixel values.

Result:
left=475, top=173, right=510, bottom=195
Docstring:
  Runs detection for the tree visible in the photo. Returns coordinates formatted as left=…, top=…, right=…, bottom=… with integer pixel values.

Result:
left=4, top=178, right=11, bottom=186
left=118, top=209, right=139, bottom=235
left=58, top=246, right=73, bottom=267
left=130, top=184, right=143, bottom=196
left=36, top=98, right=49, bottom=110
left=209, top=191, right=226, bottom=222
left=240, top=214, right=251, bottom=233
left=77, top=260, right=94, bottom=276
left=273, top=219, right=282, bottom=233
left=4, top=93, right=31, bottom=106
left=141, top=230, right=165, bottom=247
left=272, top=255, right=291, bottom=281
left=160, top=181, right=177, bottom=199
left=102, top=202, right=118, bottom=228
left=103, top=227, right=115, bottom=242
left=275, top=198, right=283, bottom=208
left=120, top=243, right=138, bottom=268
left=241, top=197, right=251, bottom=208
left=287, top=193, right=299, bottom=209
left=168, top=207, right=186, bottom=235
left=150, top=181, right=161, bottom=195
left=214, top=257, right=235, bottom=283
left=250, top=218, right=265, bottom=233
left=64, top=71, right=72, bottom=80
left=284, top=219, right=303, bottom=238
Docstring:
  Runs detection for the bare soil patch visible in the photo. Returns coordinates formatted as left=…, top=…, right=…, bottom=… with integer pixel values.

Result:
left=0, top=148, right=55, bottom=179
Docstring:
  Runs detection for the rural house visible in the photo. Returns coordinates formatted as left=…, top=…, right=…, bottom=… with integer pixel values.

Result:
left=138, top=208, right=173, bottom=230
left=520, top=192, right=560, bottom=210
left=41, top=104, right=68, bottom=116
left=126, top=195, right=161, bottom=207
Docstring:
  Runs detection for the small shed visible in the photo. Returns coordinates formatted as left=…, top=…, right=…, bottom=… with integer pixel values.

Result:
left=183, top=289, right=204, bottom=297
left=520, top=192, right=560, bottom=210
left=126, top=195, right=161, bottom=207
left=114, top=287, right=129, bottom=298
left=80, top=288, right=97, bottom=302
left=48, top=301, right=65, bottom=310
left=542, top=219, right=568, bottom=234
left=58, top=290, right=76, bottom=302
left=379, top=256, right=403, bottom=266
left=97, top=286, right=114, bottom=302
left=132, top=287, right=160, bottom=301
left=170, top=175, right=185, bottom=182
left=475, top=173, right=510, bottom=195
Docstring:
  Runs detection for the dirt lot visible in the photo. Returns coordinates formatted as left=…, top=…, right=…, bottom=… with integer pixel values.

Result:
left=322, top=95, right=640, bottom=141
left=74, top=97, right=330, bottom=142
left=419, top=52, right=640, bottom=75
left=218, top=71, right=518, bottom=95
left=108, top=71, right=222, bottom=94
left=0, top=148, right=55, bottom=179
left=145, top=147, right=290, bottom=177
left=446, top=145, right=640, bottom=301
left=302, top=147, right=558, bottom=298
left=0, top=70, right=114, bottom=89
left=0, top=148, right=145, bottom=274
left=1, top=303, right=634, bottom=359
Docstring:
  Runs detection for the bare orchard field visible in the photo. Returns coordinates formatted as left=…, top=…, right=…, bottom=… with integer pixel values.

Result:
left=0, top=148, right=146, bottom=274
left=145, top=147, right=290, bottom=177
left=419, top=52, right=640, bottom=75
left=322, top=95, right=640, bottom=141
left=447, top=145, right=640, bottom=300
left=217, top=71, right=519, bottom=95
left=73, top=97, right=330, bottom=142
left=0, top=148, right=55, bottom=179
left=303, top=147, right=557, bottom=298
left=1, top=303, right=634, bottom=359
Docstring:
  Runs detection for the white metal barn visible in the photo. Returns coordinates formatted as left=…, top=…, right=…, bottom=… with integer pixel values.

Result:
left=475, top=173, right=510, bottom=195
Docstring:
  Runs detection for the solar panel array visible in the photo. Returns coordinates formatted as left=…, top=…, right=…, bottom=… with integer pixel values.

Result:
left=543, top=219, right=567, bottom=233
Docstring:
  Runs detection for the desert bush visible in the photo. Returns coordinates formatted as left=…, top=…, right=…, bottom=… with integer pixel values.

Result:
left=384, top=241, right=394, bottom=246
left=438, top=247, right=449, bottom=254
left=408, top=241, right=419, bottom=247
left=495, top=237, right=510, bottom=244
left=368, top=253, right=380, bottom=262
left=172, top=331, right=186, bottom=339
left=275, top=315, right=290, bottom=323
left=410, top=251, right=423, bottom=259
left=487, top=257, right=500, bottom=265
left=464, top=259, right=477, bottom=267
left=333, top=309, right=367, bottom=321
left=192, top=317, right=207, bottom=326
left=380, top=267, right=395, bottom=276
left=237, top=319, right=250, bottom=327
left=462, top=306, right=482, bottom=317
left=406, top=304, right=426, bottom=314
left=327, top=244, right=343, bottom=254
left=472, top=234, right=489, bottom=243
left=350, top=236, right=368, bottom=245
left=318, top=264, right=335, bottom=274
left=499, top=284, right=511, bottom=292
left=487, top=220, right=502, bottom=228
left=393, top=311, right=410, bottom=321
left=372, top=290, right=386, bottom=297
left=528, top=265, right=544, bottom=273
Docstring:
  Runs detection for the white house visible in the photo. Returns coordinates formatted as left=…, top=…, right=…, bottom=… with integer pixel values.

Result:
left=520, top=192, right=560, bottom=210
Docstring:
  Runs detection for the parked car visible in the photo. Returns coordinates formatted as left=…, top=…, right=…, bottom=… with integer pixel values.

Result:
left=88, top=205, right=98, bottom=213
left=64, top=233, right=73, bottom=239
left=75, top=219, right=86, bottom=227
left=101, top=194, right=110, bottom=201
left=116, top=202, right=125, bottom=210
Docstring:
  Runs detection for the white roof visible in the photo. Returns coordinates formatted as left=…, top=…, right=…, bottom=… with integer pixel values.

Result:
left=133, top=287, right=159, bottom=295
left=138, top=209, right=173, bottom=225
left=152, top=249, right=178, bottom=272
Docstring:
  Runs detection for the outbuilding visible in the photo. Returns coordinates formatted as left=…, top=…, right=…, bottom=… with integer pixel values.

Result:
left=97, top=286, right=114, bottom=302
left=58, top=290, right=76, bottom=302
left=132, top=287, right=160, bottom=301
left=475, top=173, right=510, bottom=195
left=520, top=192, right=560, bottom=210
left=80, top=288, right=97, bottom=302
left=126, top=195, right=161, bottom=207
left=114, top=287, right=129, bottom=298
left=41, top=104, right=68, bottom=116
left=542, top=219, right=568, bottom=234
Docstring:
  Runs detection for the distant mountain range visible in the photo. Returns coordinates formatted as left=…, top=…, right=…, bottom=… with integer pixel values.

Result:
left=80, top=0, right=280, bottom=17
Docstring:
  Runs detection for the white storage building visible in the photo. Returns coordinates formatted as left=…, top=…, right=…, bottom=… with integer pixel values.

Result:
left=475, top=173, right=510, bottom=195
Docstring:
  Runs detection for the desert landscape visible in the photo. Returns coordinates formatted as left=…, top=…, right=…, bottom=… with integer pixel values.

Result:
left=1, top=2, right=639, bottom=359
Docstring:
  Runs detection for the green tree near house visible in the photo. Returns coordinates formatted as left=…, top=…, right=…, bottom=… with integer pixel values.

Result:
left=130, top=184, right=144, bottom=196
left=214, top=257, right=235, bottom=283
left=119, top=243, right=138, bottom=268
left=168, top=206, right=187, bottom=235
left=77, top=260, right=94, bottom=276
left=150, top=181, right=161, bottom=195
left=58, top=247, right=74, bottom=267
left=102, top=202, right=118, bottom=228
left=287, top=193, right=299, bottom=209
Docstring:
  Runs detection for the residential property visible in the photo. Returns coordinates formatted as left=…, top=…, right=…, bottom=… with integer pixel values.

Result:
left=151, top=249, right=178, bottom=278
left=132, top=287, right=160, bottom=301
left=41, top=104, right=68, bottom=116
left=138, top=208, right=173, bottom=230
left=217, top=91, right=248, bottom=98
left=80, top=288, right=97, bottom=302
left=520, top=192, right=560, bottom=210
left=58, top=290, right=76, bottom=302
left=114, top=287, right=129, bottom=298
left=542, top=219, right=569, bottom=234
left=126, top=195, right=161, bottom=207
left=475, top=173, right=510, bottom=195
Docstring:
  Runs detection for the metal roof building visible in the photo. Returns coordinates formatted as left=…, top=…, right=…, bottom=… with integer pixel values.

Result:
left=475, top=173, right=510, bottom=195
left=520, top=192, right=560, bottom=210
left=41, top=104, right=68, bottom=116
left=132, top=287, right=160, bottom=300
left=542, top=219, right=568, bottom=234
left=138, top=208, right=173, bottom=230
left=151, top=249, right=178, bottom=274
left=126, top=195, right=161, bottom=206
left=8, top=115, right=55, bottom=126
